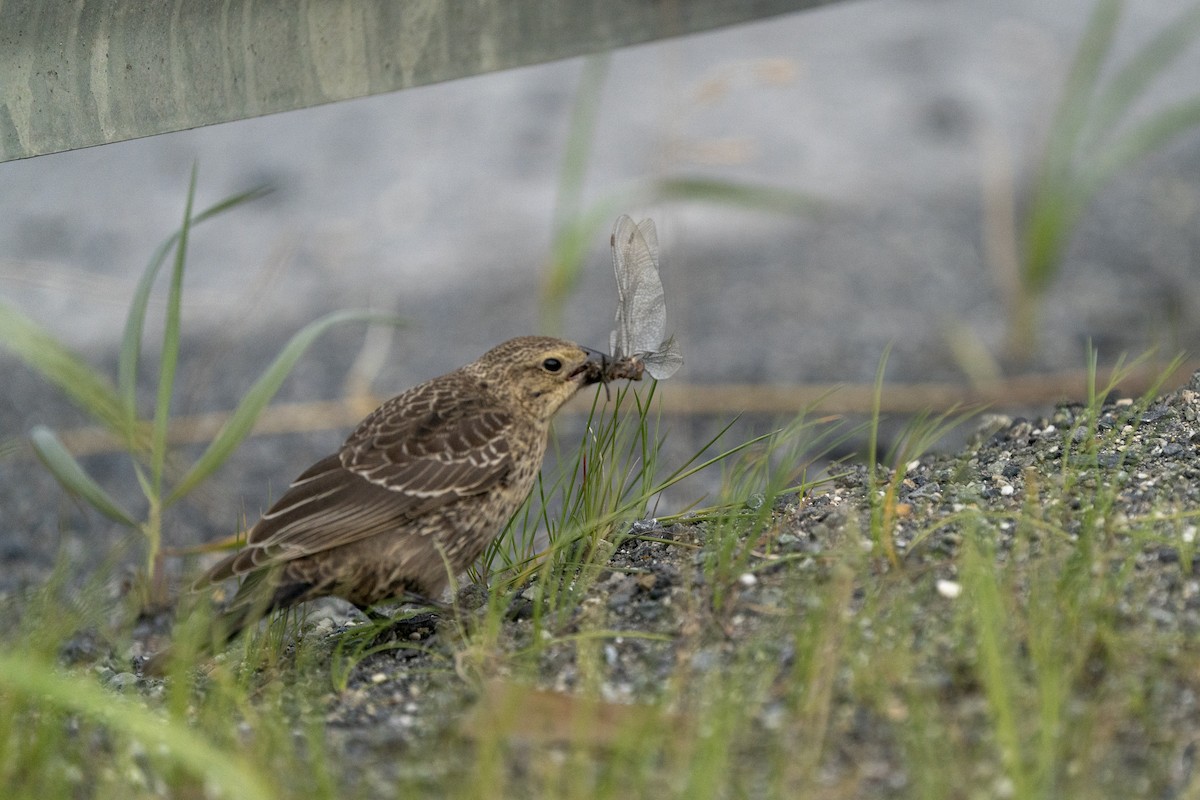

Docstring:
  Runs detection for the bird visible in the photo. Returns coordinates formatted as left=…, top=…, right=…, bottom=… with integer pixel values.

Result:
left=147, top=336, right=613, bottom=671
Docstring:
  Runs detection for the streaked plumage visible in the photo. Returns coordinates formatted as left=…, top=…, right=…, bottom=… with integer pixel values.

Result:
left=177, top=337, right=610, bottom=654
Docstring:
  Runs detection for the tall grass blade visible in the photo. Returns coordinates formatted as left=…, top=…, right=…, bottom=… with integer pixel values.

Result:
left=1022, top=0, right=1122, bottom=293
left=964, top=533, right=1031, bottom=798
left=117, top=234, right=176, bottom=437
left=151, top=166, right=198, bottom=495
left=0, top=304, right=128, bottom=437
left=1022, top=186, right=1083, bottom=295
left=542, top=53, right=611, bottom=334
left=1045, top=0, right=1122, bottom=170
left=0, top=650, right=274, bottom=800
left=1083, top=2, right=1200, bottom=151
left=28, top=426, right=137, bottom=527
left=118, top=184, right=272, bottom=433
left=553, top=53, right=609, bottom=238
left=166, top=310, right=402, bottom=504
left=1084, top=96, right=1200, bottom=196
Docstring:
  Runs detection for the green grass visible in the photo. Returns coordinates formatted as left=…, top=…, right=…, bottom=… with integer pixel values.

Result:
left=4, top=176, right=1200, bottom=797
left=1008, top=0, right=1200, bottom=361
left=4, top=337, right=1200, bottom=798
left=0, top=169, right=401, bottom=602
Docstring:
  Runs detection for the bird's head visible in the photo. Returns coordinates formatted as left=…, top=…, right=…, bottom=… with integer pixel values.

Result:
left=466, top=336, right=609, bottom=421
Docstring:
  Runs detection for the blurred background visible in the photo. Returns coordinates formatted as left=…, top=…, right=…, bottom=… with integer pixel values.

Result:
left=3, top=0, right=1200, bottom=576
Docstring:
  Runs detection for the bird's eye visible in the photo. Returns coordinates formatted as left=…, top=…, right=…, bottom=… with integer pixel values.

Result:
left=542, top=357, right=563, bottom=373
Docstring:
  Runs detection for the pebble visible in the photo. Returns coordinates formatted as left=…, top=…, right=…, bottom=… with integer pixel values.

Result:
left=106, top=672, right=138, bottom=692
left=936, top=580, right=963, bottom=599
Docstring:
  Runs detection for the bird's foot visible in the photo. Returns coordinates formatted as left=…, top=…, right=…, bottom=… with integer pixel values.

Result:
left=362, top=610, right=441, bottom=647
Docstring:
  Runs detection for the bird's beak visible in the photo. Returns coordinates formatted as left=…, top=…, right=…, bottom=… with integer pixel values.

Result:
left=570, top=346, right=610, bottom=385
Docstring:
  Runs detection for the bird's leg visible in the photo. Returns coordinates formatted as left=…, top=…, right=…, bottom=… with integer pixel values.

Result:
left=351, top=589, right=450, bottom=622
left=401, top=591, right=452, bottom=613
left=351, top=593, right=451, bottom=647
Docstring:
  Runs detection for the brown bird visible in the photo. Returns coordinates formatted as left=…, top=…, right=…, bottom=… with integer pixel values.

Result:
left=149, top=337, right=613, bottom=669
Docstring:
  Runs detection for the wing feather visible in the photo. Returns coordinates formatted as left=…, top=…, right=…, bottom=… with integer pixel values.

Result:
left=206, top=376, right=516, bottom=582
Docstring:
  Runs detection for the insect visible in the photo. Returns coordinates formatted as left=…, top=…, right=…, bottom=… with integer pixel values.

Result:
left=607, top=215, right=683, bottom=381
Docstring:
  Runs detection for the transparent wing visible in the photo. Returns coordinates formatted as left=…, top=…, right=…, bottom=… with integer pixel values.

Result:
left=610, top=215, right=668, bottom=359
left=610, top=215, right=636, bottom=357
left=641, top=334, right=683, bottom=380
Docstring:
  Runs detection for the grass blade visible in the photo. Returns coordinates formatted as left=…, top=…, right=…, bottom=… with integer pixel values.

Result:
left=542, top=199, right=629, bottom=331
left=1044, top=0, right=1122, bottom=172
left=963, top=532, right=1031, bottom=798
left=0, top=303, right=128, bottom=438
left=117, top=235, right=176, bottom=437
left=1082, top=2, right=1200, bottom=151
left=151, top=166, right=198, bottom=495
left=118, top=183, right=272, bottom=434
left=1021, top=0, right=1122, bottom=294
left=541, top=53, right=611, bottom=334
left=1021, top=184, right=1086, bottom=295
left=166, top=310, right=402, bottom=505
left=29, top=426, right=137, bottom=527
left=553, top=53, right=609, bottom=238
left=0, top=650, right=274, bottom=800
left=1083, top=95, right=1200, bottom=197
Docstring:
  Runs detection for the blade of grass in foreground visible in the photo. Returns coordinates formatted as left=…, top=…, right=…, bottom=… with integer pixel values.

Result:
left=166, top=310, right=403, bottom=505
left=0, top=651, right=274, bottom=800
left=963, top=531, right=1032, bottom=799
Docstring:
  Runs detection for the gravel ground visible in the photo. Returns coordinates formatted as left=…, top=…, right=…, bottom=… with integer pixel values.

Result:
left=27, top=367, right=1197, bottom=797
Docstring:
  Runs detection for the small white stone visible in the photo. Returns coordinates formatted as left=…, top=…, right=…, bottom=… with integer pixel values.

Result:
left=739, top=572, right=758, bottom=587
left=906, top=459, right=921, bottom=473
left=936, top=579, right=963, bottom=599
left=371, top=672, right=388, bottom=685
left=999, top=484, right=1015, bottom=496
left=1184, top=526, right=1197, bottom=544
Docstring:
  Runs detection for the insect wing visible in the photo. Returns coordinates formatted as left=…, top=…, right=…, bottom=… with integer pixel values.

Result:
left=610, top=215, right=667, bottom=358
left=641, top=334, right=683, bottom=380
left=610, top=215, right=637, bottom=357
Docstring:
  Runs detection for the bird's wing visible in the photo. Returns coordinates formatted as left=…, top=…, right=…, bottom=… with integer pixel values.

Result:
left=205, top=379, right=514, bottom=582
